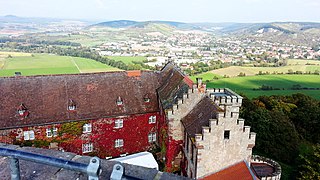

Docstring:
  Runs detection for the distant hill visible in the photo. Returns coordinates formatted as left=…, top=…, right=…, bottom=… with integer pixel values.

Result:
left=92, top=20, right=193, bottom=29
left=0, top=15, right=62, bottom=24
left=89, top=20, right=320, bottom=46
left=216, top=22, right=320, bottom=34
left=216, top=22, right=320, bottom=46
left=92, top=20, right=320, bottom=33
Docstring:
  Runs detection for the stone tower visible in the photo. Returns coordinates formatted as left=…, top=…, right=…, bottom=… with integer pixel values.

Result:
left=165, top=78, right=255, bottom=178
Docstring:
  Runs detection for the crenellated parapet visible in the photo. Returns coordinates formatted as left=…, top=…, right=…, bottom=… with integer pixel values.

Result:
left=207, top=88, right=243, bottom=107
left=194, top=113, right=256, bottom=178
left=167, top=86, right=205, bottom=141
left=179, top=88, right=256, bottom=179
left=251, top=155, right=282, bottom=180
left=164, top=76, right=256, bottom=179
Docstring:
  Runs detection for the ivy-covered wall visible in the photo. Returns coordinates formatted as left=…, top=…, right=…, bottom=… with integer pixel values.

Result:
left=0, top=112, right=161, bottom=158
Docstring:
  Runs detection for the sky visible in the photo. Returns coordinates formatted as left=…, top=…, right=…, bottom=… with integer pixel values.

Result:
left=0, top=0, right=319, bottom=23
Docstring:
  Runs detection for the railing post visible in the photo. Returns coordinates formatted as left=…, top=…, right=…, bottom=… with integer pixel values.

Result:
left=110, top=164, right=124, bottom=180
left=9, top=157, right=20, bottom=180
left=87, top=157, right=101, bottom=180
left=0, top=147, right=101, bottom=180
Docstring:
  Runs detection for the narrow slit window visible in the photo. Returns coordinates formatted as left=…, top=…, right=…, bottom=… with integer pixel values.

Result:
left=224, top=130, right=230, bottom=139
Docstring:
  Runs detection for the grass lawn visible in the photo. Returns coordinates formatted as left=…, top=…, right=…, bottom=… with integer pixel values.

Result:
left=0, top=53, right=120, bottom=77
left=209, top=59, right=320, bottom=77
left=190, top=72, right=223, bottom=82
left=107, top=56, right=146, bottom=65
left=72, top=57, right=120, bottom=73
left=200, top=75, right=320, bottom=99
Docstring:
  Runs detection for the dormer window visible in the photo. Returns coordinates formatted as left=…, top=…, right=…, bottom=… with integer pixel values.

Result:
left=68, top=105, right=76, bottom=111
left=144, top=94, right=150, bottom=103
left=144, top=98, right=150, bottom=103
left=17, top=104, right=29, bottom=118
left=68, top=99, right=76, bottom=111
left=116, top=97, right=123, bottom=106
left=18, top=109, right=25, bottom=116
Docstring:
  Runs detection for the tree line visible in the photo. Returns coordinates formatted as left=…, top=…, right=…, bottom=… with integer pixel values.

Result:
left=0, top=38, right=81, bottom=47
left=240, top=93, right=320, bottom=179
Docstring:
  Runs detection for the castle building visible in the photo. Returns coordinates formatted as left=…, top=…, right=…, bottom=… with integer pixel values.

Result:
left=0, top=63, right=281, bottom=179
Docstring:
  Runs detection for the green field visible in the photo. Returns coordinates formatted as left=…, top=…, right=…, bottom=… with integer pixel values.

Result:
left=201, top=75, right=320, bottom=99
left=0, top=53, right=120, bottom=77
left=190, top=72, right=223, bottom=82
left=107, top=56, right=146, bottom=65
left=209, top=59, right=320, bottom=77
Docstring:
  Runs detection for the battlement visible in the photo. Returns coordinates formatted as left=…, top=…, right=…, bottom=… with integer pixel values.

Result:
left=207, top=88, right=243, bottom=107
left=249, top=132, right=256, bottom=145
left=167, top=86, right=205, bottom=141
left=251, top=155, right=282, bottom=180
left=193, top=114, right=256, bottom=178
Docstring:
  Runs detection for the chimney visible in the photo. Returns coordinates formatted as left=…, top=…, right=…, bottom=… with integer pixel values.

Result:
left=196, top=78, right=202, bottom=88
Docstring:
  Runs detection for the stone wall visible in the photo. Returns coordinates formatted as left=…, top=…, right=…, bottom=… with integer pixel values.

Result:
left=251, top=155, right=282, bottom=180
left=165, top=86, right=205, bottom=173
left=194, top=89, right=255, bottom=178
left=167, top=87, right=205, bottom=141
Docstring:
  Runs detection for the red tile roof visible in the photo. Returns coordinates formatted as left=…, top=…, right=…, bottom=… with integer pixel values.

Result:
left=201, top=161, right=256, bottom=180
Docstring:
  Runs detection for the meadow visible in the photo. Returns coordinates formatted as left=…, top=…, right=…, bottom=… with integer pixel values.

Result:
left=0, top=52, right=120, bottom=77
left=202, top=75, right=320, bottom=99
left=209, top=59, right=320, bottom=77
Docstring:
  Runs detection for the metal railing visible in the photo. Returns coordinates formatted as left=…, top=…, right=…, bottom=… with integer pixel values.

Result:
left=0, top=147, right=101, bottom=180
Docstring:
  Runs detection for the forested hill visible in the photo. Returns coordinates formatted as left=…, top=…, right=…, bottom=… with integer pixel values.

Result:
left=240, top=93, right=320, bottom=180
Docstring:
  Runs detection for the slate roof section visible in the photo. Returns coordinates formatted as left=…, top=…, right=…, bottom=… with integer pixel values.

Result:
left=0, top=71, right=160, bottom=129
left=181, top=96, right=223, bottom=137
left=158, top=62, right=189, bottom=109
left=158, top=62, right=185, bottom=100
left=201, top=161, right=257, bottom=180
